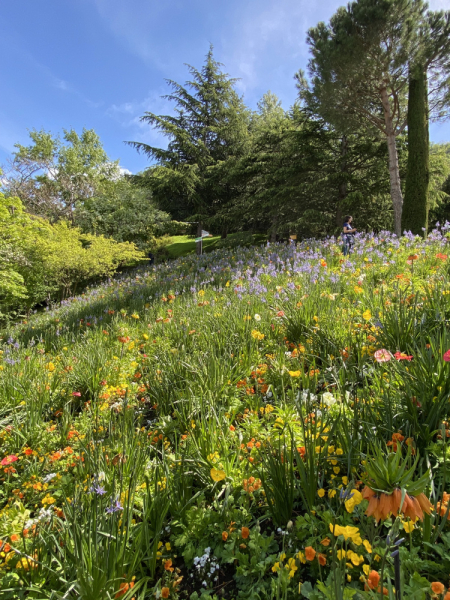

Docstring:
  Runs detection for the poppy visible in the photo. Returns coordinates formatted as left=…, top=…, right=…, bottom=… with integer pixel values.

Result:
left=241, top=527, right=250, bottom=539
left=431, top=582, right=445, bottom=595
left=305, top=546, right=316, bottom=561
left=366, top=570, right=380, bottom=590
left=1, top=455, right=18, bottom=466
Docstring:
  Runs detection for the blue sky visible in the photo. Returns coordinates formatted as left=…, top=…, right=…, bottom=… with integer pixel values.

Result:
left=1, top=0, right=449, bottom=174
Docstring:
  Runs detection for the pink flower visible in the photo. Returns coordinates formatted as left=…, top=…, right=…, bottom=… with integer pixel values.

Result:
left=72, top=392, right=81, bottom=397
left=374, top=349, right=391, bottom=363
left=1, top=455, right=18, bottom=466
left=443, top=350, right=450, bottom=363
left=394, top=352, right=413, bottom=361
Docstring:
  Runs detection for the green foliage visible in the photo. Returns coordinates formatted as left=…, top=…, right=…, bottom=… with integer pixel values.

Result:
left=5, top=128, right=118, bottom=221
left=130, top=46, right=251, bottom=234
left=74, top=178, right=173, bottom=250
left=0, top=193, right=144, bottom=317
left=403, top=64, right=430, bottom=236
left=307, top=0, right=424, bottom=235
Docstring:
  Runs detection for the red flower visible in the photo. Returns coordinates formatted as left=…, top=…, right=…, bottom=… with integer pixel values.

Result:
left=72, top=392, right=81, bottom=397
left=1, top=455, right=18, bottom=466
left=444, top=350, right=450, bottom=363
left=394, top=352, right=413, bottom=361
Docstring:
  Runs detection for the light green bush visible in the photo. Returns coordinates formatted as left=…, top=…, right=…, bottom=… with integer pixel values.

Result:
left=0, top=193, right=145, bottom=317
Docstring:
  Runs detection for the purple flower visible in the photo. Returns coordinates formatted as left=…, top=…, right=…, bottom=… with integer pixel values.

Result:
left=90, top=484, right=106, bottom=495
left=106, top=497, right=123, bottom=514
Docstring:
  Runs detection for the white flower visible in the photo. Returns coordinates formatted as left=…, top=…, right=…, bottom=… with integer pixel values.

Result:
left=254, top=314, right=261, bottom=321
left=321, top=392, right=337, bottom=407
left=43, top=473, right=57, bottom=483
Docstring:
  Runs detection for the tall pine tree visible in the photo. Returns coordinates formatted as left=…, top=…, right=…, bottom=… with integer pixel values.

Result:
left=307, top=0, right=424, bottom=236
left=129, top=47, right=250, bottom=250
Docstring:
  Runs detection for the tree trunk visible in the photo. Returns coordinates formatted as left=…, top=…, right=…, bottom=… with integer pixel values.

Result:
left=336, top=135, right=348, bottom=226
left=402, top=63, right=429, bottom=236
left=380, top=87, right=403, bottom=236
left=196, top=221, right=202, bottom=255
left=221, top=226, right=228, bottom=239
left=269, top=215, right=278, bottom=242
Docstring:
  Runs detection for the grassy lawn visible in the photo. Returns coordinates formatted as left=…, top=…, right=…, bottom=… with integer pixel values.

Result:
left=164, top=233, right=267, bottom=258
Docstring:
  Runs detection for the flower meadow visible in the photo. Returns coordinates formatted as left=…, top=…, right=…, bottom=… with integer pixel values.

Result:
left=3, top=230, right=450, bottom=600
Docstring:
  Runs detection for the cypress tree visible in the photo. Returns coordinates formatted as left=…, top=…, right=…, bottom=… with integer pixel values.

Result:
left=403, top=63, right=429, bottom=235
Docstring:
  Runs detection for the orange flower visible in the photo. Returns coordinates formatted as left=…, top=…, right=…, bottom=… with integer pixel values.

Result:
left=444, top=592, right=450, bottom=600
left=318, top=553, right=327, bottom=566
left=10, top=534, right=19, bottom=543
left=164, top=559, right=174, bottom=572
left=24, top=448, right=33, bottom=456
left=431, top=582, right=445, bottom=595
left=366, top=570, right=380, bottom=590
left=320, top=537, right=331, bottom=546
left=241, top=527, right=250, bottom=539
left=115, top=581, right=134, bottom=598
left=222, top=531, right=228, bottom=541
left=161, top=588, right=170, bottom=599
left=305, top=546, right=316, bottom=561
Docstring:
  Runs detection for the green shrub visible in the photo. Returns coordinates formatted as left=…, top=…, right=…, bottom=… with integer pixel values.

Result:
left=0, top=193, right=145, bottom=317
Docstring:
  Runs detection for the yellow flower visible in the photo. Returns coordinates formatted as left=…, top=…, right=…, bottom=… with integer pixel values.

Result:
left=337, top=549, right=346, bottom=560
left=345, top=489, right=363, bottom=513
left=251, top=329, right=265, bottom=340
left=46, top=362, right=55, bottom=372
left=198, top=290, right=205, bottom=297
left=363, top=564, right=370, bottom=576
left=328, top=489, right=337, bottom=499
left=289, top=370, right=301, bottom=377
left=336, top=448, right=344, bottom=455
left=402, top=520, right=415, bottom=533
left=341, top=476, right=348, bottom=485
left=287, top=557, right=297, bottom=578
left=348, top=551, right=364, bottom=566
left=210, top=468, right=226, bottom=482
left=297, top=551, right=306, bottom=564
left=329, top=524, right=362, bottom=546
left=272, top=562, right=281, bottom=573
left=362, top=310, right=372, bottom=321
left=363, top=540, right=372, bottom=554
left=318, top=488, right=325, bottom=498
left=354, top=286, right=363, bottom=294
